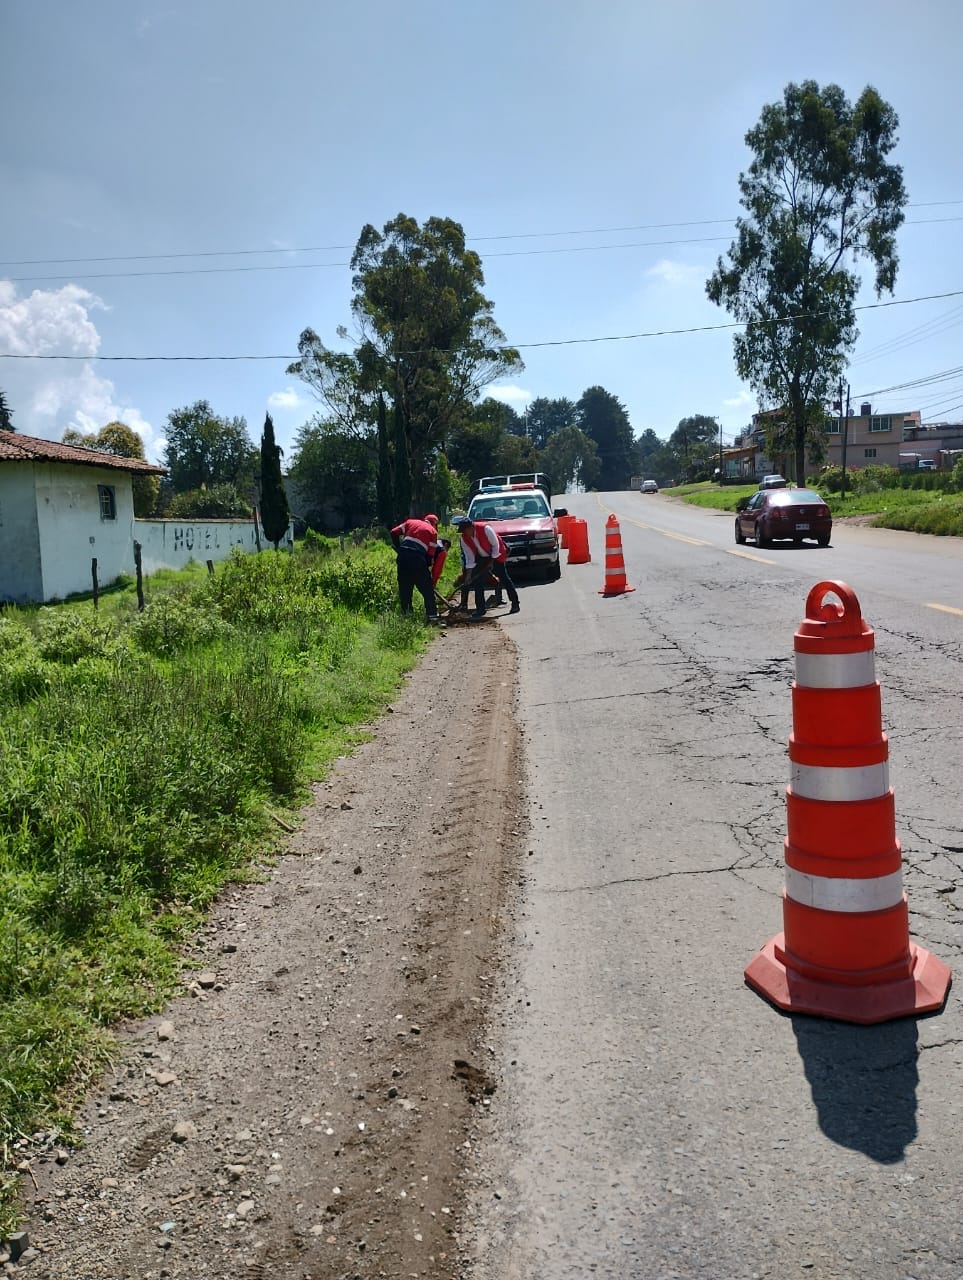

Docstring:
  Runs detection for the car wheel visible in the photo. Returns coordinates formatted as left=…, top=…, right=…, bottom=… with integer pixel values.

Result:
left=547, top=558, right=562, bottom=581
left=734, top=520, right=745, bottom=545
left=754, top=523, right=768, bottom=548
left=817, top=534, right=831, bottom=547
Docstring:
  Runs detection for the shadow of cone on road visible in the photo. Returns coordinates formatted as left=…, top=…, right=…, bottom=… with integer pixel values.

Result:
left=598, top=513, right=634, bottom=595
left=745, top=579, right=952, bottom=1025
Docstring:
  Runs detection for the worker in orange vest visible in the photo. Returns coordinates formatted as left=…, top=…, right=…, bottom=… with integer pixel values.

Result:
left=451, top=515, right=520, bottom=618
left=390, top=513, right=444, bottom=624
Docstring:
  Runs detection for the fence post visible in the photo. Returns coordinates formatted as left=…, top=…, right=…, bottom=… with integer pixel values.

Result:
left=133, top=541, right=145, bottom=611
left=91, top=558, right=99, bottom=609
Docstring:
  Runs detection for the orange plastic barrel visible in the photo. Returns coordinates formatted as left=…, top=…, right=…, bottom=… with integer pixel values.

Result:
left=566, top=518, right=591, bottom=564
left=557, top=514, right=576, bottom=549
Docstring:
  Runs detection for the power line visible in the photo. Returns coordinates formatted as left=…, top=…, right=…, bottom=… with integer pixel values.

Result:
left=1, top=201, right=962, bottom=275
left=0, top=233, right=742, bottom=284
left=5, top=287, right=963, bottom=363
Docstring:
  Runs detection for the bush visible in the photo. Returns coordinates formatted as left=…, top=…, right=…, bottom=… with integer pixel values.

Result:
left=852, top=464, right=900, bottom=495
left=127, top=590, right=232, bottom=657
left=309, top=555, right=396, bottom=615
left=34, top=609, right=118, bottom=664
left=0, top=618, right=49, bottom=702
left=166, top=485, right=253, bottom=519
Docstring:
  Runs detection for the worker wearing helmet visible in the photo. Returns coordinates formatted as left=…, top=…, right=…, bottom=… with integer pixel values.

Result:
left=451, top=515, right=520, bottom=619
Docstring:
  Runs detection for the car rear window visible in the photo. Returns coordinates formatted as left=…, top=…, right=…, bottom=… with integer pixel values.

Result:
left=769, top=490, right=824, bottom=505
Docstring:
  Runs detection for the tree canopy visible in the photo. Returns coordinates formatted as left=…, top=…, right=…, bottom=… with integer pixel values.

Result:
left=288, top=213, right=522, bottom=515
left=539, top=425, right=600, bottom=493
left=707, top=81, right=906, bottom=485
left=525, top=397, right=577, bottom=450
left=668, top=414, right=721, bottom=482
left=288, top=419, right=377, bottom=532
left=162, top=401, right=257, bottom=498
left=577, top=386, right=635, bottom=489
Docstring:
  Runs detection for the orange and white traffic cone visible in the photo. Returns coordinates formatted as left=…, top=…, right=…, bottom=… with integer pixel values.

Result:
left=745, top=580, right=951, bottom=1024
left=598, top=514, right=634, bottom=596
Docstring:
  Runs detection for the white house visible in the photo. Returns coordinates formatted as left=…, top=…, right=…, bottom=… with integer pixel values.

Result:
left=0, top=431, right=281, bottom=605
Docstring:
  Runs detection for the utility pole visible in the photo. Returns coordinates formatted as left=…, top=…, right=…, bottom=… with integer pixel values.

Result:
left=719, top=421, right=724, bottom=484
left=834, top=377, right=850, bottom=501
left=841, top=381, right=850, bottom=501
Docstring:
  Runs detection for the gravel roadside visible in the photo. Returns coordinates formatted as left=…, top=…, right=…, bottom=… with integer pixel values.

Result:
left=10, top=620, right=524, bottom=1280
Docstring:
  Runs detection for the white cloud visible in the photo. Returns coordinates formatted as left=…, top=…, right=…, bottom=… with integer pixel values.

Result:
left=0, top=280, right=161, bottom=460
left=267, top=386, right=306, bottom=411
left=484, top=383, right=532, bottom=407
left=0, top=281, right=103, bottom=356
left=723, top=390, right=754, bottom=409
left=645, top=259, right=703, bottom=287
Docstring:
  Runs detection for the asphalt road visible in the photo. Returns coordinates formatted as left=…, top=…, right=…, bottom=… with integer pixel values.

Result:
left=464, top=491, right=963, bottom=1280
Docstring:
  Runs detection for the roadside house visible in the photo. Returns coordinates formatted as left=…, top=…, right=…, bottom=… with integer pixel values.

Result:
left=0, top=431, right=167, bottom=605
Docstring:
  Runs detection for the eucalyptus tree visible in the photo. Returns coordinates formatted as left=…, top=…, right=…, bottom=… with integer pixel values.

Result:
left=707, top=81, right=906, bottom=485
left=288, top=213, right=522, bottom=514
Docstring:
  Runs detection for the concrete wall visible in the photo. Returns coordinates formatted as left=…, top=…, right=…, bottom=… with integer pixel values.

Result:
left=134, top=519, right=266, bottom=575
left=0, top=466, right=43, bottom=603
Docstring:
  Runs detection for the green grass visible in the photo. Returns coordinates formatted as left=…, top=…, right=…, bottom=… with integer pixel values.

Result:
left=0, top=536, right=450, bottom=1234
left=669, top=479, right=963, bottom=536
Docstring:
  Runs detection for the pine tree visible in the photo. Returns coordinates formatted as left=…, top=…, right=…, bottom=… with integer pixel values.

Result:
left=259, top=413, right=290, bottom=550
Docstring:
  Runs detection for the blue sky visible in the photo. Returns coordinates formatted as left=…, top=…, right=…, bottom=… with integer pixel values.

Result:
left=2, top=0, right=962, bottom=465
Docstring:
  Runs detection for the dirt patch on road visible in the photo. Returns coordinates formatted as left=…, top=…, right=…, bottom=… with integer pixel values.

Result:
left=15, top=623, right=523, bottom=1280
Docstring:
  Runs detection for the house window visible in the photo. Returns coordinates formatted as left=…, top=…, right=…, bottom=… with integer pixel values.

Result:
left=864, top=448, right=877, bottom=459
left=98, top=485, right=117, bottom=520
left=826, top=417, right=841, bottom=434
left=870, top=415, right=892, bottom=433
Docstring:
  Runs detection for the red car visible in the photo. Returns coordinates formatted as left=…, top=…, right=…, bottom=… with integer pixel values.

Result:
left=735, top=488, right=832, bottom=547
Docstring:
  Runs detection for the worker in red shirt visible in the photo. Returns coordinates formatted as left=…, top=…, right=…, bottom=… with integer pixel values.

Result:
left=390, top=513, right=444, bottom=623
left=451, top=515, right=520, bottom=618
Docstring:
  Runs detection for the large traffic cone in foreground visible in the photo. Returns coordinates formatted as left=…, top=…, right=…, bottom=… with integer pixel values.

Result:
left=745, top=580, right=951, bottom=1025
left=566, top=518, right=591, bottom=564
left=598, top=514, right=635, bottom=596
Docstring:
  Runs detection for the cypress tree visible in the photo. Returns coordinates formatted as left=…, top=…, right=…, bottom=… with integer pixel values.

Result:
left=259, top=412, right=290, bottom=550
left=0, top=390, right=14, bottom=432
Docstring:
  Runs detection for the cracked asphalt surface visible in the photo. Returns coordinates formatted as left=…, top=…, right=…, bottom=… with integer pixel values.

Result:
left=462, top=494, right=962, bottom=1280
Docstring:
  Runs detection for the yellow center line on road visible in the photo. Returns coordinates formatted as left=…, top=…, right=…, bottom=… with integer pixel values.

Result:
left=729, top=549, right=777, bottom=564
left=927, top=603, right=963, bottom=617
left=614, top=513, right=710, bottom=546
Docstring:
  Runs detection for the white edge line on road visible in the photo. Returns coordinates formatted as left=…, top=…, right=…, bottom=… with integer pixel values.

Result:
left=926, top=603, right=963, bottom=617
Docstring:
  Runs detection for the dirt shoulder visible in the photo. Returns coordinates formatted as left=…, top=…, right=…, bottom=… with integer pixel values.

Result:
left=13, top=620, right=523, bottom=1280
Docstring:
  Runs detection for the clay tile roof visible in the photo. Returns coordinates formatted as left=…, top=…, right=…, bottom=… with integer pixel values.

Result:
left=0, top=430, right=167, bottom=475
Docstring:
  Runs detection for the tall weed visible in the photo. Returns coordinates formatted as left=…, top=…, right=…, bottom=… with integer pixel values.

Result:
left=0, top=537, right=430, bottom=1209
